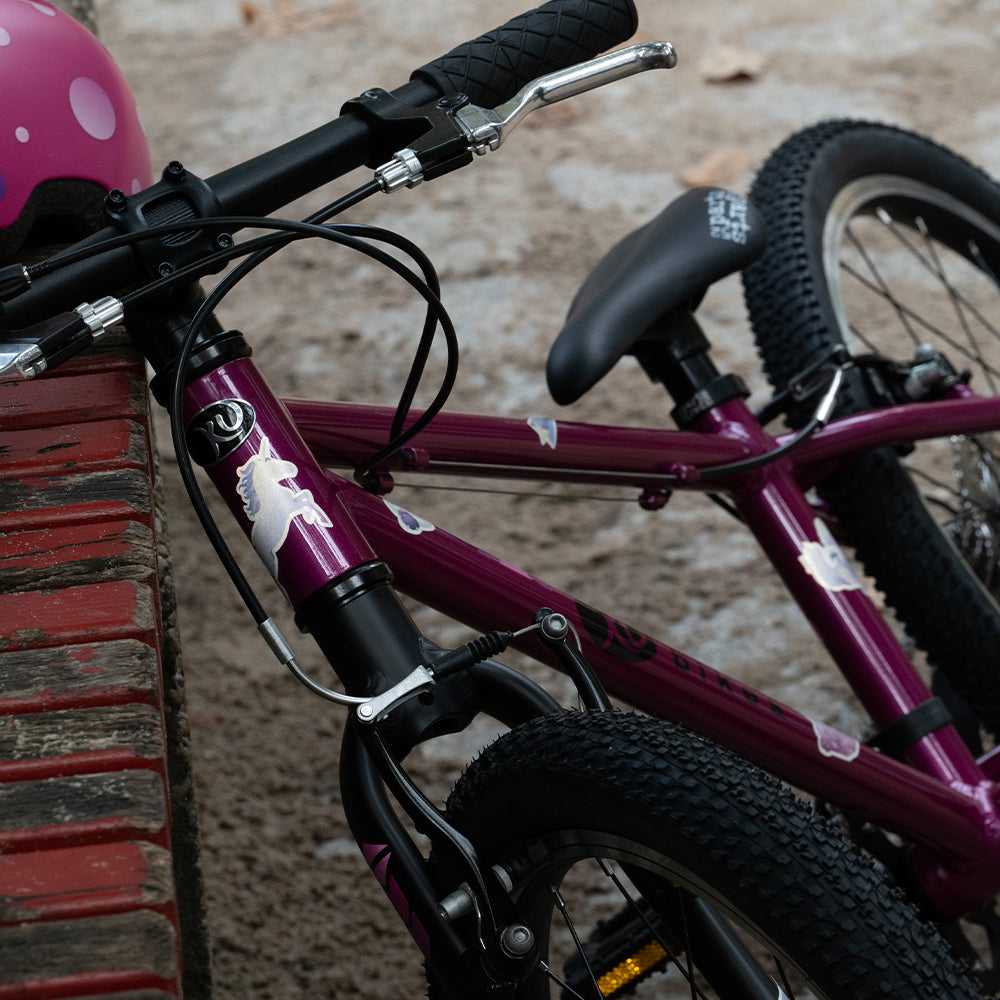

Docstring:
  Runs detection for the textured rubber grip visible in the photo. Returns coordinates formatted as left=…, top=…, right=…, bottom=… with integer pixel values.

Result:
left=410, top=0, right=639, bottom=109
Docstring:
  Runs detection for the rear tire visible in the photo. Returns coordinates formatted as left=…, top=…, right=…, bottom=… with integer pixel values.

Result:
left=742, top=120, right=1000, bottom=740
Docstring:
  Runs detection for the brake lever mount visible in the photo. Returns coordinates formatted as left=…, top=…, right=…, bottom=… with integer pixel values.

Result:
left=366, top=41, right=676, bottom=194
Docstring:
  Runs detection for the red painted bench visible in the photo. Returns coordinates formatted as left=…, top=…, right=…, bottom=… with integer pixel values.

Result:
left=0, top=336, right=203, bottom=999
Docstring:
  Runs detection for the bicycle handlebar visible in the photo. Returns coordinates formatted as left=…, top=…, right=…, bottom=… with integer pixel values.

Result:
left=411, top=0, right=638, bottom=108
left=0, top=0, right=639, bottom=333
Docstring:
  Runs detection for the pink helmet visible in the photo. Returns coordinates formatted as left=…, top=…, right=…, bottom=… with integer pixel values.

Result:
left=0, top=0, right=152, bottom=259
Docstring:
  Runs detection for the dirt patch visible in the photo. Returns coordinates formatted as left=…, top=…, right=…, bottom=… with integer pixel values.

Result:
left=92, top=0, right=1000, bottom=996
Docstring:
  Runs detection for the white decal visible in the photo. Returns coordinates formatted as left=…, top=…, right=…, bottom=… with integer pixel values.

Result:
left=384, top=500, right=435, bottom=535
left=528, top=417, right=558, bottom=449
left=236, top=438, right=332, bottom=577
left=798, top=518, right=864, bottom=593
left=705, top=189, right=752, bottom=245
left=811, top=719, right=861, bottom=762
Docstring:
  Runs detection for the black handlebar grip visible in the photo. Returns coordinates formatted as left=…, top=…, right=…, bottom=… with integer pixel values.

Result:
left=410, top=0, right=639, bottom=109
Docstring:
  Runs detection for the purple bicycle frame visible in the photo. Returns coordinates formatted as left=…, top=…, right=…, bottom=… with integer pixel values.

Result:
left=186, top=355, right=1000, bottom=917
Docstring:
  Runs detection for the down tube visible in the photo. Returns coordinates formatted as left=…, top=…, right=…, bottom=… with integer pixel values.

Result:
left=339, top=482, right=984, bottom=859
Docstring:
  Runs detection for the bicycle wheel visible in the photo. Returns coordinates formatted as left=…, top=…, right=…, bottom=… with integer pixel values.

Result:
left=742, top=120, right=1000, bottom=740
left=433, top=711, right=977, bottom=998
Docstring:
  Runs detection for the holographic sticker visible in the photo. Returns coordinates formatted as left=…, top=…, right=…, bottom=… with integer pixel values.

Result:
left=528, top=416, right=558, bottom=449
left=235, top=437, right=332, bottom=577
left=811, top=719, right=861, bottom=763
left=798, top=518, right=864, bottom=593
left=384, top=499, right=435, bottom=535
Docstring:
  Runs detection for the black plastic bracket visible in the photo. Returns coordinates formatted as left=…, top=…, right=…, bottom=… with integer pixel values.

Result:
left=868, top=697, right=954, bottom=758
left=341, top=88, right=474, bottom=181
left=103, top=161, right=228, bottom=281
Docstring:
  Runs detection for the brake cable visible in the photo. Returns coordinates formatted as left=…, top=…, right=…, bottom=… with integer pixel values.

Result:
left=157, top=188, right=460, bottom=635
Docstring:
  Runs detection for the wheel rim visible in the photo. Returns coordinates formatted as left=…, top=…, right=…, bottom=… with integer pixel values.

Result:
left=497, top=831, right=823, bottom=999
left=820, top=174, right=1000, bottom=606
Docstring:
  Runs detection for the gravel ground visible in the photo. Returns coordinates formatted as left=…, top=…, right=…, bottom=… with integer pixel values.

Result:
left=88, top=0, right=1000, bottom=996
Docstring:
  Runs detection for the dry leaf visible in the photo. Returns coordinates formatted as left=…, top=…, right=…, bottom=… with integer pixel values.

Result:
left=678, top=147, right=751, bottom=188
left=241, top=0, right=348, bottom=37
left=698, top=45, right=765, bottom=83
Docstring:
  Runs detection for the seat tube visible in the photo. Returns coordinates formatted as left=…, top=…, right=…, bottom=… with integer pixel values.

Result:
left=702, top=399, right=986, bottom=788
left=180, top=355, right=378, bottom=604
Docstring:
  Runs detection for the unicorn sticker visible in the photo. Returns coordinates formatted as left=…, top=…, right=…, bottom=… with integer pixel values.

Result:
left=798, top=517, right=864, bottom=593
left=235, top=437, right=332, bottom=578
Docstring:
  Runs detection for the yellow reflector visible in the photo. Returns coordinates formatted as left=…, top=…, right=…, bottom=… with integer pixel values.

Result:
left=596, top=939, right=669, bottom=997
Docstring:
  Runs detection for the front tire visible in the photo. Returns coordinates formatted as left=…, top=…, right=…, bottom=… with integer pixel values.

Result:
left=435, top=711, right=977, bottom=998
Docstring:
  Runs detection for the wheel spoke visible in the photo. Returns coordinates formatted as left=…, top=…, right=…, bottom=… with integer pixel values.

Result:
left=839, top=256, right=1000, bottom=378
left=595, top=860, right=712, bottom=1000
left=914, top=214, right=998, bottom=393
left=844, top=221, right=921, bottom=347
left=550, top=883, right=604, bottom=999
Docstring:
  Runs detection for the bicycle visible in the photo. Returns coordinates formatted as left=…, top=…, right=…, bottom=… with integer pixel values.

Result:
left=3, top=0, right=1000, bottom=996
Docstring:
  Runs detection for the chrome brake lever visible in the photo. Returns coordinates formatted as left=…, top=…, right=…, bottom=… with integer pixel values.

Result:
left=374, top=41, right=676, bottom=192
left=0, top=339, right=46, bottom=379
left=0, top=296, right=124, bottom=380
left=456, top=41, right=677, bottom=155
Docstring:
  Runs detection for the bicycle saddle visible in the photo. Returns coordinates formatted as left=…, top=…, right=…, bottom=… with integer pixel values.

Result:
left=546, top=187, right=767, bottom=404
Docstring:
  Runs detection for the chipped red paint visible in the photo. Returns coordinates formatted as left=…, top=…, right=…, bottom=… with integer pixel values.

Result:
left=0, top=581, right=153, bottom=652
left=0, top=748, right=164, bottom=784
left=0, top=970, right=176, bottom=1000
left=0, top=520, right=141, bottom=570
left=0, top=684, right=161, bottom=717
left=0, top=842, right=149, bottom=922
left=0, top=371, right=144, bottom=431
left=1, top=419, right=142, bottom=476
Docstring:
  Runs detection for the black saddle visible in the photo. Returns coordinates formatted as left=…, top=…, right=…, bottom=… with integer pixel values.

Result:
left=546, top=187, right=767, bottom=405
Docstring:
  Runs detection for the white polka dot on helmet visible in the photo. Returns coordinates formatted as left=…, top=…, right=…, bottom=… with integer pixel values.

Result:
left=0, top=0, right=152, bottom=260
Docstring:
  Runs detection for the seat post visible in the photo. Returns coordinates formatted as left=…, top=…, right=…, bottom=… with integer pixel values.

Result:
left=633, top=310, right=750, bottom=428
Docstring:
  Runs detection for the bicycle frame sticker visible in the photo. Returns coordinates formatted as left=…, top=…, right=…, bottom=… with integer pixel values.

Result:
left=186, top=398, right=256, bottom=466
left=362, top=843, right=430, bottom=956
left=235, top=436, right=333, bottom=576
left=811, top=718, right=861, bottom=763
left=527, top=416, right=558, bottom=448
left=383, top=499, right=435, bottom=535
left=577, top=602, right=656, bottom=663
left=705, top=189, right=752, bottom=245
left=797, top=518, right=864, bottom=593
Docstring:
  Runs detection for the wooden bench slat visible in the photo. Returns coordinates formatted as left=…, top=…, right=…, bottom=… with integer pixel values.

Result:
left=0, top=467, right=153, bottom=531
left=0, top=419, right=148, bottom=479
left=0, top=371, right=147, bottom=430
left=0, top=841, right=174, bottom=924
left=0, top=580, right=157, bottom=653
left=0, top=520, right=156, bottom=593
left=0, top=641, right=159, bottom=714
left=0, top=910, right=177, bottom=988
left=0, top=703, right=165, bottom=764
left=0, top=769, right=167, bottom=846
